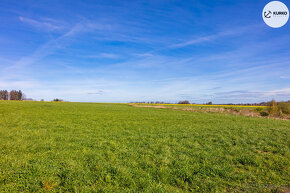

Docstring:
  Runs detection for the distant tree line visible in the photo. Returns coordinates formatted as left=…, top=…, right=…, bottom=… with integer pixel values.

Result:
left=178, top=100, right=190, bottom=104
left=131, top=101, right=173, bottom=104
left=131, top=100, right=290, bottom=107
left=0, top=90, right=24, bottom=100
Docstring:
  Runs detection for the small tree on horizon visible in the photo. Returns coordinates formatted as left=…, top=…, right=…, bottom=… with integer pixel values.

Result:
left=53, top=98, right=63, bottom=102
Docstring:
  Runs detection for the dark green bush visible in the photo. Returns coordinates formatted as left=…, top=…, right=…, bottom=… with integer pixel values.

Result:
left=53, top=98, right=63, bottom=102
left=260, top=111, right=269, bottom=116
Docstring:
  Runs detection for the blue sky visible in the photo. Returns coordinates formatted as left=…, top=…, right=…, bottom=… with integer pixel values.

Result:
left=0, top=0, right=289, bottom=103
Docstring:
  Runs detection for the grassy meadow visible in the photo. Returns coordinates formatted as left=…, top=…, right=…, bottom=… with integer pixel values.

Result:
left=0, top=101, right=289, bottom=192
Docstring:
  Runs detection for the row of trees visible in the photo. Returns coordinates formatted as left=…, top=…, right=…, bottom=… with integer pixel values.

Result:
left=131, top=101, right=171, bottom=104
left=0, top=90, right=24, bottom=100
left=132, top=101, right=255, bottom=105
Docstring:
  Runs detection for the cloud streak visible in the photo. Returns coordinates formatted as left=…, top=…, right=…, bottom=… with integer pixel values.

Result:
left=19, top=16, right=63, bottom=31
left=169, top=25, right=261, bottom=48
left=5, top=19, right=119, bottom=72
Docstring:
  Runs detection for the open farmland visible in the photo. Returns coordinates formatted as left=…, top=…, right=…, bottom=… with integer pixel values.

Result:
left=0, top=101, right=289, bottom=192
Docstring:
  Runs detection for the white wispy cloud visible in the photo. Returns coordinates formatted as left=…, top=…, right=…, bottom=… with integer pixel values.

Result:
left=84, top=53, right=119, bottom=59
left=19, top=16, right=63, bottom=31
left=264, top=88, right=290, bottom=96
left=213, top=88, right=290, bottom=102
left=170, top=34, right=222, bottom=48
left=5, top=19, right=117, bottom=72
left=0, top=80, right=40, bottom=89
left=6, top=26, right=77, bottom=70
left=134, top=53, right=154, bottom=57
left=280, top=76, right=290, bottom=79
left=99, top=53, right=118, bottom=59
left=169, top=25, right=260, bottom=48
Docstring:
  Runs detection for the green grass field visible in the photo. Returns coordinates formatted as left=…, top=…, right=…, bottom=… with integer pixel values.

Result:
left=0, top=101, right=289, bottom=192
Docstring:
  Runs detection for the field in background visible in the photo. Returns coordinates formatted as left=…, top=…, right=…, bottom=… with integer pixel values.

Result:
left=0, top=101, right=289, bottom=192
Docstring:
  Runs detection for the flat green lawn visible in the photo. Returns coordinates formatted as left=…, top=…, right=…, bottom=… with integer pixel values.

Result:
left=0, top=101, right=289, bottom=192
